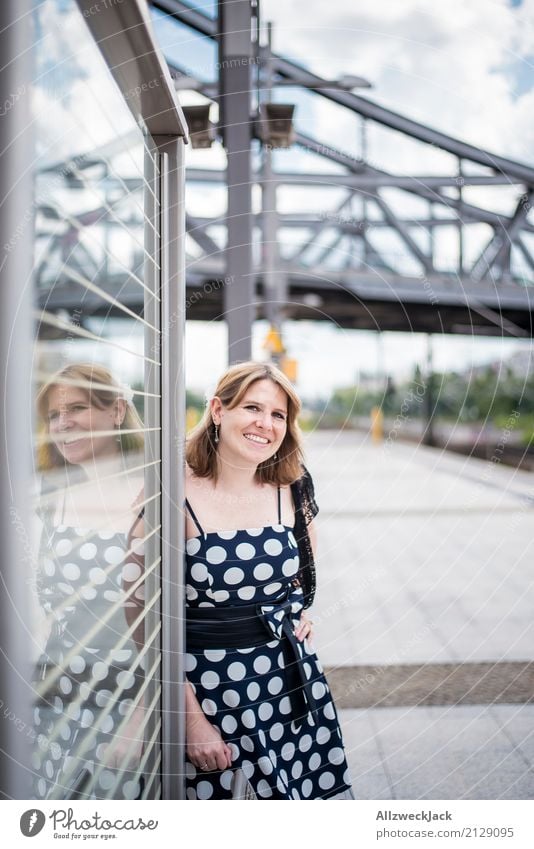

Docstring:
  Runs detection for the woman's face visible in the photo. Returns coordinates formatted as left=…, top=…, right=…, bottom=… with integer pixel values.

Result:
left=46, top=385, right=125, bottom=465
left=213, top=378, right=289, bottom=467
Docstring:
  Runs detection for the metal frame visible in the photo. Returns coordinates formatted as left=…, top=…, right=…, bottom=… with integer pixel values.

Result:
left=78, top=0, right=188, bottom=801
left=0, top=0, right=34, bottom=801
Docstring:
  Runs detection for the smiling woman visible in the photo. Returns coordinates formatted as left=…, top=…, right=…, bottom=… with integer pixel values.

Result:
left=176, top=361, right=354, bottom=799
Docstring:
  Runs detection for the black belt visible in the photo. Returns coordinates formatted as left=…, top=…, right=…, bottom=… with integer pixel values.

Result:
left=186, top=595, right=320, bottom=724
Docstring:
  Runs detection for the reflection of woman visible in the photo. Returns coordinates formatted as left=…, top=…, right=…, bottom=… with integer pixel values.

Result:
left=33, top=363, right=145, bottom=800
left=183, top=362, right=353, bottom=799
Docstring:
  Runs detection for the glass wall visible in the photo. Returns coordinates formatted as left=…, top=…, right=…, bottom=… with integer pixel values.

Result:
left=31, top=0, right=163, bottom=800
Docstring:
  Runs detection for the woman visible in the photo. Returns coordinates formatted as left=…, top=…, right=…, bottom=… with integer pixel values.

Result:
left=33, top=363, right=145, bottom=800
left=183, top=361, right=353, bottom=799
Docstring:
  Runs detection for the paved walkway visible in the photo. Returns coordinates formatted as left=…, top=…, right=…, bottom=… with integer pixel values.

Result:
left=303, top=429, right=534, bottom=799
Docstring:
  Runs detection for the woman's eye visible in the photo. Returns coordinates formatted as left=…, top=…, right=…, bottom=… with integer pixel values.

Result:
left=246, top=405, right=259, bottom=411
left=275, top=413, right=287, bottom=421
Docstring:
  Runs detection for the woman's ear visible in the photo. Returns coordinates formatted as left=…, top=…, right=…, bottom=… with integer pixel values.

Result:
left=114, top=398, right=127, bottom=426
left=210, top=396, right=222, bottom=425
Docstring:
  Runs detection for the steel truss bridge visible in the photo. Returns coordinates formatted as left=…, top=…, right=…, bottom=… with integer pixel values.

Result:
left=37, top=0, right=534, bottom=339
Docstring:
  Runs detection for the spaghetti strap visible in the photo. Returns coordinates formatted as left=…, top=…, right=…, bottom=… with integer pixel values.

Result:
left=277, top=485, right=281, bottom=524
left=185, top=498, right=205, bottom=537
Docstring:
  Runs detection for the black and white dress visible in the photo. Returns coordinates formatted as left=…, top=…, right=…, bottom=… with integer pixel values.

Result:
left=33, top=511, right=144, bottom=800
left=184, top=487, right=353, bottom=800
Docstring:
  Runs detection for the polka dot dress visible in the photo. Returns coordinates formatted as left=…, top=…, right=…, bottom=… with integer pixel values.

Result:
left=33, top=520, right=143, bottom=800
left=185, top=498, right=352, bottom=800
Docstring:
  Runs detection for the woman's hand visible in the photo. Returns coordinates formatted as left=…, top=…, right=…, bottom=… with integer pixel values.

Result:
left=186, top=714, right=233, bottom=772
left=295, top=610, right=314, bottom=644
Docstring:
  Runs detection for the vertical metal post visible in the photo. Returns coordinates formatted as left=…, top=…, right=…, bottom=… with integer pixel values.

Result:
left=219, top=0, right=255, bottom=364
left=422, top=334, right=435, bottom=447
left=0, top=0, right=33, bottom=800
left=457, top=158, right=464, bottom=276
left=155, top=135, right=186, bottom=800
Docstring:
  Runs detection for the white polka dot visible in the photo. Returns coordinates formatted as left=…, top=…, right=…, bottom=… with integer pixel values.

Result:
left=98, top=769, right=114, bottom=790
left=257, top=778, right=272, bottom=798
left=100, top=715, right=114, bottom=734
left=301, top=778, right=313, bottom=798
left=247, top=682, right=260, bottom=701
left=122, top=562, right=141, bottom=582
left=75, top=527, right=88, bottom=536
left=186, top=585, right=198, bottom=601
left=303, top=662, right=313, bottom=680
left=235, top=543, right=256, bottom=560
left=197, top=781, right=213, bottom=800
left=229, top=742, right=240, bottom=761
left=57, top=582, right=73, bottom=595
left=253, top=562, right=273, bottom=581
left=279, top=696, right=292, bottom=715
left=309, top=752, right=321, bottom=771
left=241, top=709, right=256, bottom=729
left=201, top=670, right=220, bottom=690
left=191, top=562, right=209, bottom=582
left=204, top=649, right=226, bottom=663
left=264, top=582, right=283, bottom=596
left=185, top=654, right=197, bottom=672
left=89, top=567, right=106, bottom=585
left=319, top=771, right=335, bottom=791
left=223, top=567, right=245, bottom=585
left=227, top=662, right=246, bottom=681
left=43, top=558, right=55, bottom=576
left=281, top=742, right=295, bottom=761
left=258, top=755, right=274, bottom=775
left=93, top=662, right=109, bottom=681
left=186, top=761, right=197, bottom=779
left=104, top=546, right=124, bottom=565
left=186, top=788, right=196, bottom=800
left=95, top=689, right=112, bottom=708
left=312, top=681, right=326, bottom=700
left=246, top=527, right=264, bottom=536
left=267, top=676, right=283, bottom=695
left=258, top=702, right=273, bottom=722
left=276, top=775, right=287, bottom=794
left=328, top=747, right=345, bottom=766
left=299, top=734, right=313, bottom=753
left=288, top=531, right=297, bottom=547
left=186, top=537, right=201, bottom=556
left=317, top=726, right=331, bottom=746
left=79, top=542, right=97, bottom=560
left=269, top=723, right=284, bottom=742
left=62, top=563, right=80, bottom=580
left=240, top=735, right=254, bottom=752
left=221, top=715, right=237, bottom=734
left=241, top=759, right=254, bottom=779
left=67, top=702, right=80, bottom=720
left=323, top=703, right=336, bottom=721
left=81, top=586, right=97, bottom=600
left=123, top=779, right=141, bottom=800
left=81, top=709, right=94, bottom=728
left=282, top=557, right=298, bottom=577
left=55, top=538, right=73, bottom=557
left=263, top=538, right=283, bottom=556
left=291, top=760, right=303, bottom=779
left=116, top=670, right=135, bottom=690
left=237, top=586, right=255, bottom=600
left=206, top=546, right=227, bottom=565
left=219, top=770, right=233, bottom=791
left=131, top=538, right=144, bottom=555
left=201, top=698, right=217, bottom=716
left=253, top=655, right=271, bottom=674
left=292, top=788, right=300, bottom=799
left=97, top=529, right=115, bottom=540
left=104, top=589, right=121, bottom=602
left=222, top=689, right=240, bottom=708
left=59, top=676, right=72, bottom=695
left=210, top=589, right=230, bottom=602
left=118, top=699, right=133, bottom=716
left=217, top=530, right=237, bottom=540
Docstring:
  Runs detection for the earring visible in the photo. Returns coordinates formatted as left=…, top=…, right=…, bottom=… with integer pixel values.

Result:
left=273, top=452, right=278, bottom=460
left=214, top=423, right=219, bottom=444
left=115, top=424, right=121, bottom=444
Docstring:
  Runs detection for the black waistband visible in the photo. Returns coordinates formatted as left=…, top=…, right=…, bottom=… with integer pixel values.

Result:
left=186, top=602, right=275, bottom=649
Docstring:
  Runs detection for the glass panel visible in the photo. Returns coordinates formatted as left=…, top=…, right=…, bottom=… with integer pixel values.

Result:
left=31, top=0, right=161, bottom=800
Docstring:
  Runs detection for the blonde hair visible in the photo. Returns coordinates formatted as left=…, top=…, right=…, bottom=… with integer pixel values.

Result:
left=36, top=363, right=144, bottom=470
left=186, top=361, right=304, bottom=485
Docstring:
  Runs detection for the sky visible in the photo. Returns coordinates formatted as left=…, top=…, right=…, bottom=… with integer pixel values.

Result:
left=179, top=0, right=534, bottom=399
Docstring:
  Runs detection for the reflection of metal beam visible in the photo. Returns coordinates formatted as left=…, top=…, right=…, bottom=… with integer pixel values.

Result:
left=185, top=214, right=221, bottom=257
left=516, top=236, right=534, bottom=272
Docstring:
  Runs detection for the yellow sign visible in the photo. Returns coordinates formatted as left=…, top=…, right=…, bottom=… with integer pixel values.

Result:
left=263, top=326, right=285, bottom=355
left=280, top=357, right=297, bottom=382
